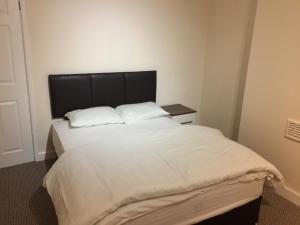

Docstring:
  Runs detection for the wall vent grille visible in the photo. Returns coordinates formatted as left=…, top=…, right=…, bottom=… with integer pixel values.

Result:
left=285, top=119, right=300, bottom=143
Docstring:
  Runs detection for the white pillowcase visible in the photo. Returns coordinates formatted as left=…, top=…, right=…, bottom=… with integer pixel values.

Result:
left=65, top=106, right=123, bottom=127
left=116, top=102, right=169, bottom=124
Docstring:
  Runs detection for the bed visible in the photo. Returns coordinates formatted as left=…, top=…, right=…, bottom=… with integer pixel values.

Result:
left=45, top=71, right=282, bottom=225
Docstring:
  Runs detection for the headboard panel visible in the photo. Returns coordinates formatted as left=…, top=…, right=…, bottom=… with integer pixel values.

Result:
left=49, top=71, right=156, bottom=118
left=48, top=74, right=92, bottom=118
left=90, top=73, right=125, bottom=108
left=125, top=71, right=157, bottom=104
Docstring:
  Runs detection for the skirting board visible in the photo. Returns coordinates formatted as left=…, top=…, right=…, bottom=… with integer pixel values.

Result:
left=275, top=183, right=300, bottom=207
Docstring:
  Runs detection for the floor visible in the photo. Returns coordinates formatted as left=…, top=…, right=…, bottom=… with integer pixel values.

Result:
left=0, top=160, right=299, bottom=225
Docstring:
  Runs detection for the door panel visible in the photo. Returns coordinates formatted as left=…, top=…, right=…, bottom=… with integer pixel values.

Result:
left=0, top=101, right=22, bottom=153
left=0, top=26, right=15, bottom=83
left=0, top=0, right=8, bottom=12
left=0, top=0, right=34, bottom=168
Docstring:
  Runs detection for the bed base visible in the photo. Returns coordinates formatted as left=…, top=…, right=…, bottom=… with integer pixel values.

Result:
left=196, top=197, right=262, bottom=225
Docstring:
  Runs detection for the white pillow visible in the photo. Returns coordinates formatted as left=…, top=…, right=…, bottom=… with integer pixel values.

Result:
left=65, top=106, right=124, bottom=127
left=116, top=102, right=169, bottom=124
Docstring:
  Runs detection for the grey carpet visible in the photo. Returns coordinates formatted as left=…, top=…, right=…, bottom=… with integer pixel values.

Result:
left=259, top=187, right=300, bottom=225
left=0, top=160, right=57, bottom=225
left=0, top=161, right=299, bottom=225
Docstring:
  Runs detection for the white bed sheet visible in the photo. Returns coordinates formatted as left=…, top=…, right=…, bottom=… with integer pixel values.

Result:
left=52, top=117, right=180, bottom=157
left=51, top=117, right=269, bottom=225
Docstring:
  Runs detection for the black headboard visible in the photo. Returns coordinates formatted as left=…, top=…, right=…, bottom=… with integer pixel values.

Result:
left=49, top=71, right=156, bottom=118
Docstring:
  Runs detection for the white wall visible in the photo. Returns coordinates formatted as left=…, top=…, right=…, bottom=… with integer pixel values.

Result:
left=239, top=0, right=300, bottom=205
left=200, top=0, right=257, bottom=139
left=24, top=0, right=210, bottom=158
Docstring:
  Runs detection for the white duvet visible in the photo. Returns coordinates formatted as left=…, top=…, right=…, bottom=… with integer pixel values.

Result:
left=44, top=124, right=282, bottom=225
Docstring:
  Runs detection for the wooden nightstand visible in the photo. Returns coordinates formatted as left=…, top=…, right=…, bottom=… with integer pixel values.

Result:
left=162, top=104, right=197, bottom=124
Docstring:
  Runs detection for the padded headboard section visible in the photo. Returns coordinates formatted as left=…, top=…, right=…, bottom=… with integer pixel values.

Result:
left=49, top=71, right=156, bottom=118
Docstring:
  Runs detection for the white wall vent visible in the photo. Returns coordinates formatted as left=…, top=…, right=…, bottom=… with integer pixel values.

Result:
left=285, top=119, right=300, bottom=143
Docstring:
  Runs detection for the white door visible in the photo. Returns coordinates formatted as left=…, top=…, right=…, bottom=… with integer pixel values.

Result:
left=0, top=0, right=34, bottom=168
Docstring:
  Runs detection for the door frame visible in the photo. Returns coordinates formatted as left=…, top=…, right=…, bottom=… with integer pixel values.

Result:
left=19, top=0, right=40, bottom=161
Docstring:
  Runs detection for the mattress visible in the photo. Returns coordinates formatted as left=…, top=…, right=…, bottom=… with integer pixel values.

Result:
left=51, top=117, right=268, bottom=225
left=101, top=177, right=265, bottom=225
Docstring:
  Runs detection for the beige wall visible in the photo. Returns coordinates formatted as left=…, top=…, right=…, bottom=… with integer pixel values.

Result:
left=24, top=0, right=210, bottom=158
left=200, top=0, right=257, bottom=139
left=239, top=0, right=300, bottom=203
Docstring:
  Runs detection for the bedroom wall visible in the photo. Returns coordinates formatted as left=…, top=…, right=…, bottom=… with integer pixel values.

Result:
left=239, top=0, right=300, bottom=205
left=23, top=0, right=210, bottom=159
left=199, top=0, right=257, bottom=139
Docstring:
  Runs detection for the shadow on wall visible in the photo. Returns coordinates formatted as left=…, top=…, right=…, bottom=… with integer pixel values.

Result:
left=199, top=0, right=257, bottom=140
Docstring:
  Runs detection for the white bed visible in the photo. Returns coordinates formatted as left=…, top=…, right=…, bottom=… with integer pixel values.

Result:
left=48, top=117, right=281, bottom=225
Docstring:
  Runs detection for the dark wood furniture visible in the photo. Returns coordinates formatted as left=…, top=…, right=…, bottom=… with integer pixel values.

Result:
left=162, top=104, right=196, bottom=116
left=162, top=104, right=197, bottom=124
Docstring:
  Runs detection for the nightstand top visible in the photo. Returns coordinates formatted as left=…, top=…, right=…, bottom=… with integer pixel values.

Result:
left=161, top=104, right=196, bottom=116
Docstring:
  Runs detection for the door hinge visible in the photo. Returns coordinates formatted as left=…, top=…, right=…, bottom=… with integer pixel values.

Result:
left=18, top=1, right=21, bottom=11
